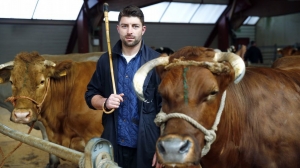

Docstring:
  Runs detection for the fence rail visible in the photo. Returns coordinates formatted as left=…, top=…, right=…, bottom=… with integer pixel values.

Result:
left=0, top=122, right=119, bottom=168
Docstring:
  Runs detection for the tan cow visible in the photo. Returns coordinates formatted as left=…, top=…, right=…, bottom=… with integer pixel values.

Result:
left=272, top=55, right=300, bottom=70
left=277, top=46, right=300, bottom=57
left=0, top=51, right=104, bottom=167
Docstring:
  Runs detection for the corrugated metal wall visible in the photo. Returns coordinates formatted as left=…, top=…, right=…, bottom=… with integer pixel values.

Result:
left=0, top=21, right=215, bottom=63
left=256, top=12, right=300, bottom=64
left=0, top=23, right=73, bottom=63
left=257, top=13, right=300, bottom=47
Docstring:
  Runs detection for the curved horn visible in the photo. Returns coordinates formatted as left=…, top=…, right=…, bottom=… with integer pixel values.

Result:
left=44, top=60, right=56, bottom=67
left=133, top=56, right=169, bottom=101
left=213, top=52, right=245, bottom=84
left=214, top=49, right=221, bottom=53
left=0, top=61, right=14, bottom=69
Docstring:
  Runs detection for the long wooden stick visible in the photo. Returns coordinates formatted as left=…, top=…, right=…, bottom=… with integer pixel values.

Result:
left=103, top=3, right=115, bottom=114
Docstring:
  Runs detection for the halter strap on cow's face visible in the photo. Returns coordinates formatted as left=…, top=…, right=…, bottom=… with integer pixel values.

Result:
left=6, top=78, right=51, bottom=115
left=154, top=90, right=227, bottom=157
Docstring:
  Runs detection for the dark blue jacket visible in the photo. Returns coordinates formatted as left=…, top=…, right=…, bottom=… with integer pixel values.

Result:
left=85, top=40, right=162, bottom=168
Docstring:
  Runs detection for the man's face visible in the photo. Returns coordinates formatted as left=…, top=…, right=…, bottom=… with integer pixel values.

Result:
left=117, top=16, right=146, bottom=47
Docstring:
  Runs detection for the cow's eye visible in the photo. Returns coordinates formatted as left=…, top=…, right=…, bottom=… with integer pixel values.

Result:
left=204, top=90, right=219, bottom=102
left=40, top=80, right=45, bottom=85
left=10, top=80, right=13, bottom=85
left=210, top=90, right=218, bottom=96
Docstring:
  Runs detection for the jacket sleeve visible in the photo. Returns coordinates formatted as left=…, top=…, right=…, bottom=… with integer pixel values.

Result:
left=85, top=55, right=106, bottom=110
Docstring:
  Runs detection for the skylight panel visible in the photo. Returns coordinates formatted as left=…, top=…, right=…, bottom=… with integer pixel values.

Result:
left=243, top=16, right=260, bottom=25
left=160, top=2, right=200, bottom=23
left=141, top=2, right=170, bottom=22
left=0, top=0, right=38, bottom=19
left=33, top=0, right=83, bottom=20
left=107, top=2, right=170, bottom=22
left=190, top=4, right=227, bottom=23
left=107, top=11, right=119, bottom=22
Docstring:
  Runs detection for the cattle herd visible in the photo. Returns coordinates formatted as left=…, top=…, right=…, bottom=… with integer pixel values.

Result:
left=1, top=46, right=300, bottom=168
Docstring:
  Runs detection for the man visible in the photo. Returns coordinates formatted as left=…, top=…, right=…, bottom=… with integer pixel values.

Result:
left=85, top=5, right=162, bottom=168
left=244, top=41, right=263, bottom=65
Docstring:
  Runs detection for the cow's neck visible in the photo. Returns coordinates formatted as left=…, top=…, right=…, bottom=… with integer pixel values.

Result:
left=203, top=84, right=246, bottom=166
left=39, top=77, right=72, bottom=129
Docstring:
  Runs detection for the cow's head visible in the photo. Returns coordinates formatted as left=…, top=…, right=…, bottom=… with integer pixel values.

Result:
left=133, top=46, right=245, bottom=167
left=0, top=52, right=72, bottom=123
left=277, top=46, right=299, bottom=57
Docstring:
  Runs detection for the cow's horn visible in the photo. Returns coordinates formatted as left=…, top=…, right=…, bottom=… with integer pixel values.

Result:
left=213, top=52, right=245, bottom=84
left=0, top=61, right=14, bottom=69
left=133, top=56, right=169, bottom=101
left=44, top=60, right=56, bottom=67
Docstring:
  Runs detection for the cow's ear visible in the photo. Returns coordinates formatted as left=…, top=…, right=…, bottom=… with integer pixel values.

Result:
left=0, top=68, right=11, bottom=83
left=49, top=60, right=73, bottom=78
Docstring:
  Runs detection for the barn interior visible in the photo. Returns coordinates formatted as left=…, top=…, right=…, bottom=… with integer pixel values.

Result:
left=1, top=1, right=300, bottom=167
left=0, top=0, right=300, bottom=65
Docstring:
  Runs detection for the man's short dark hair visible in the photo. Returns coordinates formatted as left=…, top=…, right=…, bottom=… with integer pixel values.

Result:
left=250, top=41, right=256, bottom=45
left=118, top=5, right=144, bottom=25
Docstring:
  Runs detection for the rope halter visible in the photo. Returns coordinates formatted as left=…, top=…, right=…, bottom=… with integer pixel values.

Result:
left=6, top=78, right=51, bottom=115
left=154, top=91, right=226, bottom=157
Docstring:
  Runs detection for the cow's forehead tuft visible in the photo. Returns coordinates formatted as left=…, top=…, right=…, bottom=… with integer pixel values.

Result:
left=169, top=46, right=215, bottom=62
left=15, top=52, right=45, bottom=64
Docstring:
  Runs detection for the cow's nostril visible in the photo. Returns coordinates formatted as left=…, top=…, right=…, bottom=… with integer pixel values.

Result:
left=179, top=140, right=190, bottom=154
left=157, top=141, right=166, bottom=154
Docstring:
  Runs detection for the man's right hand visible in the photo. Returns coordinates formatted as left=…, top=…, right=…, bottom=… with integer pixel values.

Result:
left=105, top=93, right=124, bottom=110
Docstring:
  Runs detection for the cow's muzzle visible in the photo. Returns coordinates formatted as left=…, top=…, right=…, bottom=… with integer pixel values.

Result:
left=11, top=108, right=34, bottom=123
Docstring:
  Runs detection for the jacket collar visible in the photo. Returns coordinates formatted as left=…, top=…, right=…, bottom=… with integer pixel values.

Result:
left=112, top=40, right=148, bottom=62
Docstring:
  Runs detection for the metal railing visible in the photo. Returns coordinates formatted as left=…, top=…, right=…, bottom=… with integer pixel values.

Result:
left=0, top=122, right=119, bottom=168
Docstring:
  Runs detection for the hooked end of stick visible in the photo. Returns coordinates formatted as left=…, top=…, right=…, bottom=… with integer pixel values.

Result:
left=103, top=3, right=109, bottom=12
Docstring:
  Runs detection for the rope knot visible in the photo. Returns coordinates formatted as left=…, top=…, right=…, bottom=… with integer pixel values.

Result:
left=154, top=111, right=167, bottom=127
left=5, top=96, right=17, bottom=106
left=204, top=130, right=216, bottom=142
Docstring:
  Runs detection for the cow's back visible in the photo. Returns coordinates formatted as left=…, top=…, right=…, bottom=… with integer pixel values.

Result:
left=42, top=52, right=104, bottom=62
left=210, top=67, right=300, bottom=167
left=272, top=56, right=300, bottom=70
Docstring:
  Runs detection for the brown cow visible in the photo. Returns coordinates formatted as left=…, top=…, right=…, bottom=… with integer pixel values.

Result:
left=277, top=46, right=300, bottom=57
left=272, top=55, right=300, bottom=70
left=133, top=46, right=300, bottom=168
left=0, top=52, right=103, bottom=167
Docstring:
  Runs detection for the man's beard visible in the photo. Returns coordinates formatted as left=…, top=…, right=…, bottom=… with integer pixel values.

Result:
left=122, top=37, right=141, bottom=47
